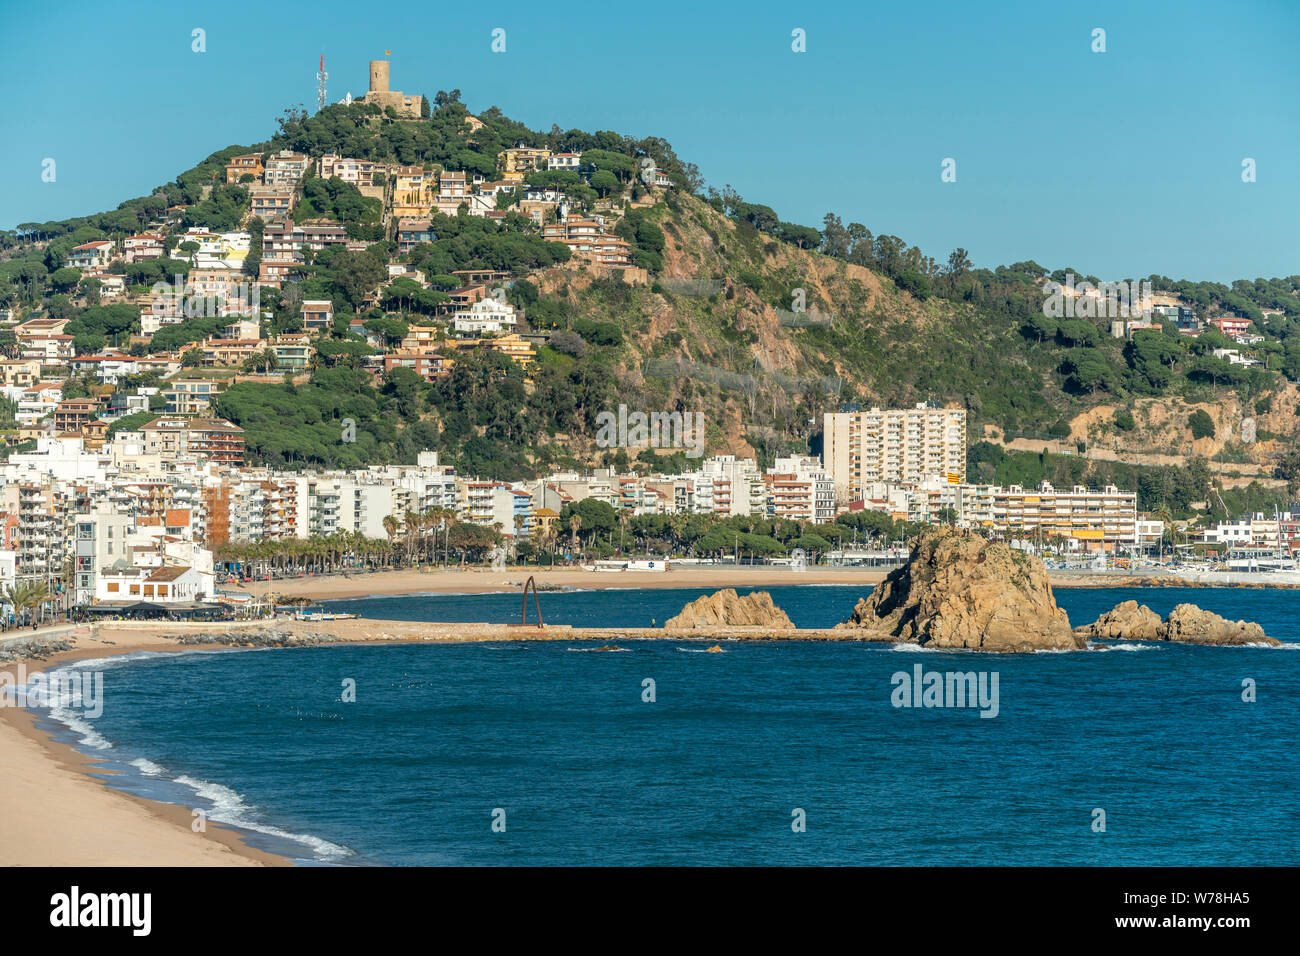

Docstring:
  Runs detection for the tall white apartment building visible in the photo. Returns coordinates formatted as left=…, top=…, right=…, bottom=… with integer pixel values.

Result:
left=696, top=456, right=764, bottom=516
left=765, top=456, right=836, bottom=523
left=823, top=404, right=966, bottom=503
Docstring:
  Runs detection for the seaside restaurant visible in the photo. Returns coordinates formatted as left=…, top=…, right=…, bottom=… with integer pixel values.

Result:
left=85, top=600, right=234, bottom=621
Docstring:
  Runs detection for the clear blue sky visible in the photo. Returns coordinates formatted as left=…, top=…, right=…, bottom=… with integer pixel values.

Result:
left=2, top=0, right=1296, bottom=282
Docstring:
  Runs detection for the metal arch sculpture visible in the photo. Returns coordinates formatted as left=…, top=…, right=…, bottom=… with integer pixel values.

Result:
left=521, top=575, right=544, bottom=627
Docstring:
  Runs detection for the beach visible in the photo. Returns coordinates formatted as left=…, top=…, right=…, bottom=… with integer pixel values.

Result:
left=239, top=565, right=892, bottom=601
left=0, top=626, right=307, bottom=867
left=230, top=564, right=1287, bottom=603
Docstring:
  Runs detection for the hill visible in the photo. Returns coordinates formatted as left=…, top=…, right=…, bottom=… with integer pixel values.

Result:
left=1, top=91, right=1298, bottom=523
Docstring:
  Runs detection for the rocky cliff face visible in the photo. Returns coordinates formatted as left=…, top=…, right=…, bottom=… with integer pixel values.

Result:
left=663, top=589, right=794, bottom=630
left=835, top=528, right=1084, bottom=652
left=1074, top=600, right=1279, bottom=645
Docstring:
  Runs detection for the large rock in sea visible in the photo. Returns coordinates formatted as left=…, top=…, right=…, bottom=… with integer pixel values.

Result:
left=1073, top=600, right=1164, bottom=641
left=835, top=527, right=1084, bottom=652
left=1073, top=600, right=1279, bottom=646
left=1158, top=603, right=1278, bottom=646
left=663, top=589, right=794, bottom=630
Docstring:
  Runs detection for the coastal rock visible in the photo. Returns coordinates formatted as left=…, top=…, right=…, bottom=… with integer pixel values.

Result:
left=1073, top=600, right=1164, bottom=641
left=174, top=628, right=343, bottom=648
left=663, top=589, right=794, bottom=630
left=1074, top=600, right=1279, bottom=645
left=1158, top=603, right=1279, bottom=646
left=0, top=638, right=76, bottom=663
left=835, top=528, right=1084, bottom=653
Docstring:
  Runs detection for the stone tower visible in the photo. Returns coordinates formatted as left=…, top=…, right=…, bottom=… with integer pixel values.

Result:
left=363, top=58, right=421, bottom=118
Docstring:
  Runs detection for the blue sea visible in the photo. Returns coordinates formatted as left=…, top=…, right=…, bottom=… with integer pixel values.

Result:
left=27, top=585, right=1300, bottom=866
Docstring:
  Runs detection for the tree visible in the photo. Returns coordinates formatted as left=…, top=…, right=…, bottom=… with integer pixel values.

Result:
left=1274, top=449, right=1300, bottom=497
left=589, top=169, right=620, bottom=198
left=945, top=248, right=972, bottom=279
left=2, top=580, right=52, bottom=626
left=1188, top=408, right=1215, bottom=440
left=1062, top=349, right=1116, bottom=394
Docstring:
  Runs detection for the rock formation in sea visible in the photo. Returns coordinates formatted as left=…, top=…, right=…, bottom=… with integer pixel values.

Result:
left=1072, top=600, right=1164, bottom=641
left=663, top=589, right=795, bottom=630
left=835, top=527, right=1085, bottom=652
left=1161, top=603, right=1277, bottom=645
left=1076, top=601, right=1279, bottom=646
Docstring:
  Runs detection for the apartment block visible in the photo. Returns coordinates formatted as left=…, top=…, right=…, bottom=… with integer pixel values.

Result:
left=823, top=404, right=967, bottom=502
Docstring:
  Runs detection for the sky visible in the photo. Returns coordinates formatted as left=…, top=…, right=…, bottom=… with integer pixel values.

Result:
left=1, top=0, right=1296, bottom=283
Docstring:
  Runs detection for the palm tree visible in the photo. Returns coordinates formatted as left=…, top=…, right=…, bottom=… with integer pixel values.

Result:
left=382, top=515, right=399, bottom=563
left=3, top=580, right=51, bottom=627
left=403, top=511, right=422, bottom=567
left=568, top=514, right=583, bottom=562
left=419, top=512, right=439, bottom=565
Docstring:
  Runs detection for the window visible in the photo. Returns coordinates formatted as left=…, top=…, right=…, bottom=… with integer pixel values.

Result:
left=107, top=582, right=119, bottom=593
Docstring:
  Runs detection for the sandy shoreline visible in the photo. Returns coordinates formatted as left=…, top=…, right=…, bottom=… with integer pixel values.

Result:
left=239, top=566, right=890, bottom=601
left=231, top=565, right=1285, bottom=604
left=0, top=627, right=295, bottom=867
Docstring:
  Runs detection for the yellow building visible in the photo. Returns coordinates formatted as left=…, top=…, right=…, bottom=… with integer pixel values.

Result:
left=498, top=147, right=552, bottom=181
left=391, top=165, right=437, bottom=218
left=532, top=507, right=560, bottom=537
left=448, top=333, right=536, bottom=368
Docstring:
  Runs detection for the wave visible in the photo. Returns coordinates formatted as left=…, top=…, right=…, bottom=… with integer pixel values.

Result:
left=173, top=774, right=353, bottom=862
left=1093, top=642, right=1159, bottom=652
left=130, top=757, right=167, bottom=775
left=24, top=658, right=353, bottom=864
left=50, top=708, right=113, bottom=750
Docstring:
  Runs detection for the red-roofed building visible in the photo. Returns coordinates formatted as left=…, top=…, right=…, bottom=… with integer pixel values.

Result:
left=67, top=241, right=114, bottom=270
left=1210, top=316, right=1252, bottom=337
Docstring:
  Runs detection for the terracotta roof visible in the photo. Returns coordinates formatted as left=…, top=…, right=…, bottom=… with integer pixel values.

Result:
left=146, top=565, right=191, bottom=582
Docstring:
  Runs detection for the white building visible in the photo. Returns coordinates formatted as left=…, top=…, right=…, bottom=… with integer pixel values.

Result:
left=96, top=565, right=206, bottom=604
left=451, top=298, right=518, bottom=335
left=823, top=404, right=967, bottom=503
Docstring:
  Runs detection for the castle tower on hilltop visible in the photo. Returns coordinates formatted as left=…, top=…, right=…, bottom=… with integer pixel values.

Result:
left=363, top=57, right=422, bottom=118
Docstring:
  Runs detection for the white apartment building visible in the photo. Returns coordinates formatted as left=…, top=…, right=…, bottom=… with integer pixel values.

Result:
left=766, top=455, right=836, bottom=523
left=73, top=503, right=134, bottom=606
left=696, top=455, right=764, bottom=516
left=955, top=482, right=1137, bottom=553
left=823, top=404, right=967, bottom=503
left=452, top=298, right=518, bottom=335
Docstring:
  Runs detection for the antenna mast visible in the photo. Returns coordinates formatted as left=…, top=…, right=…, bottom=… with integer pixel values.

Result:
left=316, top=54, right=328, bottom=112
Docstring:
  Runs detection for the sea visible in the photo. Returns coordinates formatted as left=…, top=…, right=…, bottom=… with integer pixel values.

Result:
left=19, top=585, right=1299, bottom=866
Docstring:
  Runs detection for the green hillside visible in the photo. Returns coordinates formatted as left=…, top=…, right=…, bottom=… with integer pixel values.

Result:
left=2, top=93, right=1299, bottom=517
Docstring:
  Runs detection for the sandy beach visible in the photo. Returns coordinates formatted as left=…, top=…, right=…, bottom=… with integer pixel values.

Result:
left=230, top=564, right=1249, bottom=604
left=239, top=565, right=892, bottom=601
left=0, top=627, right=299, bottom=867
